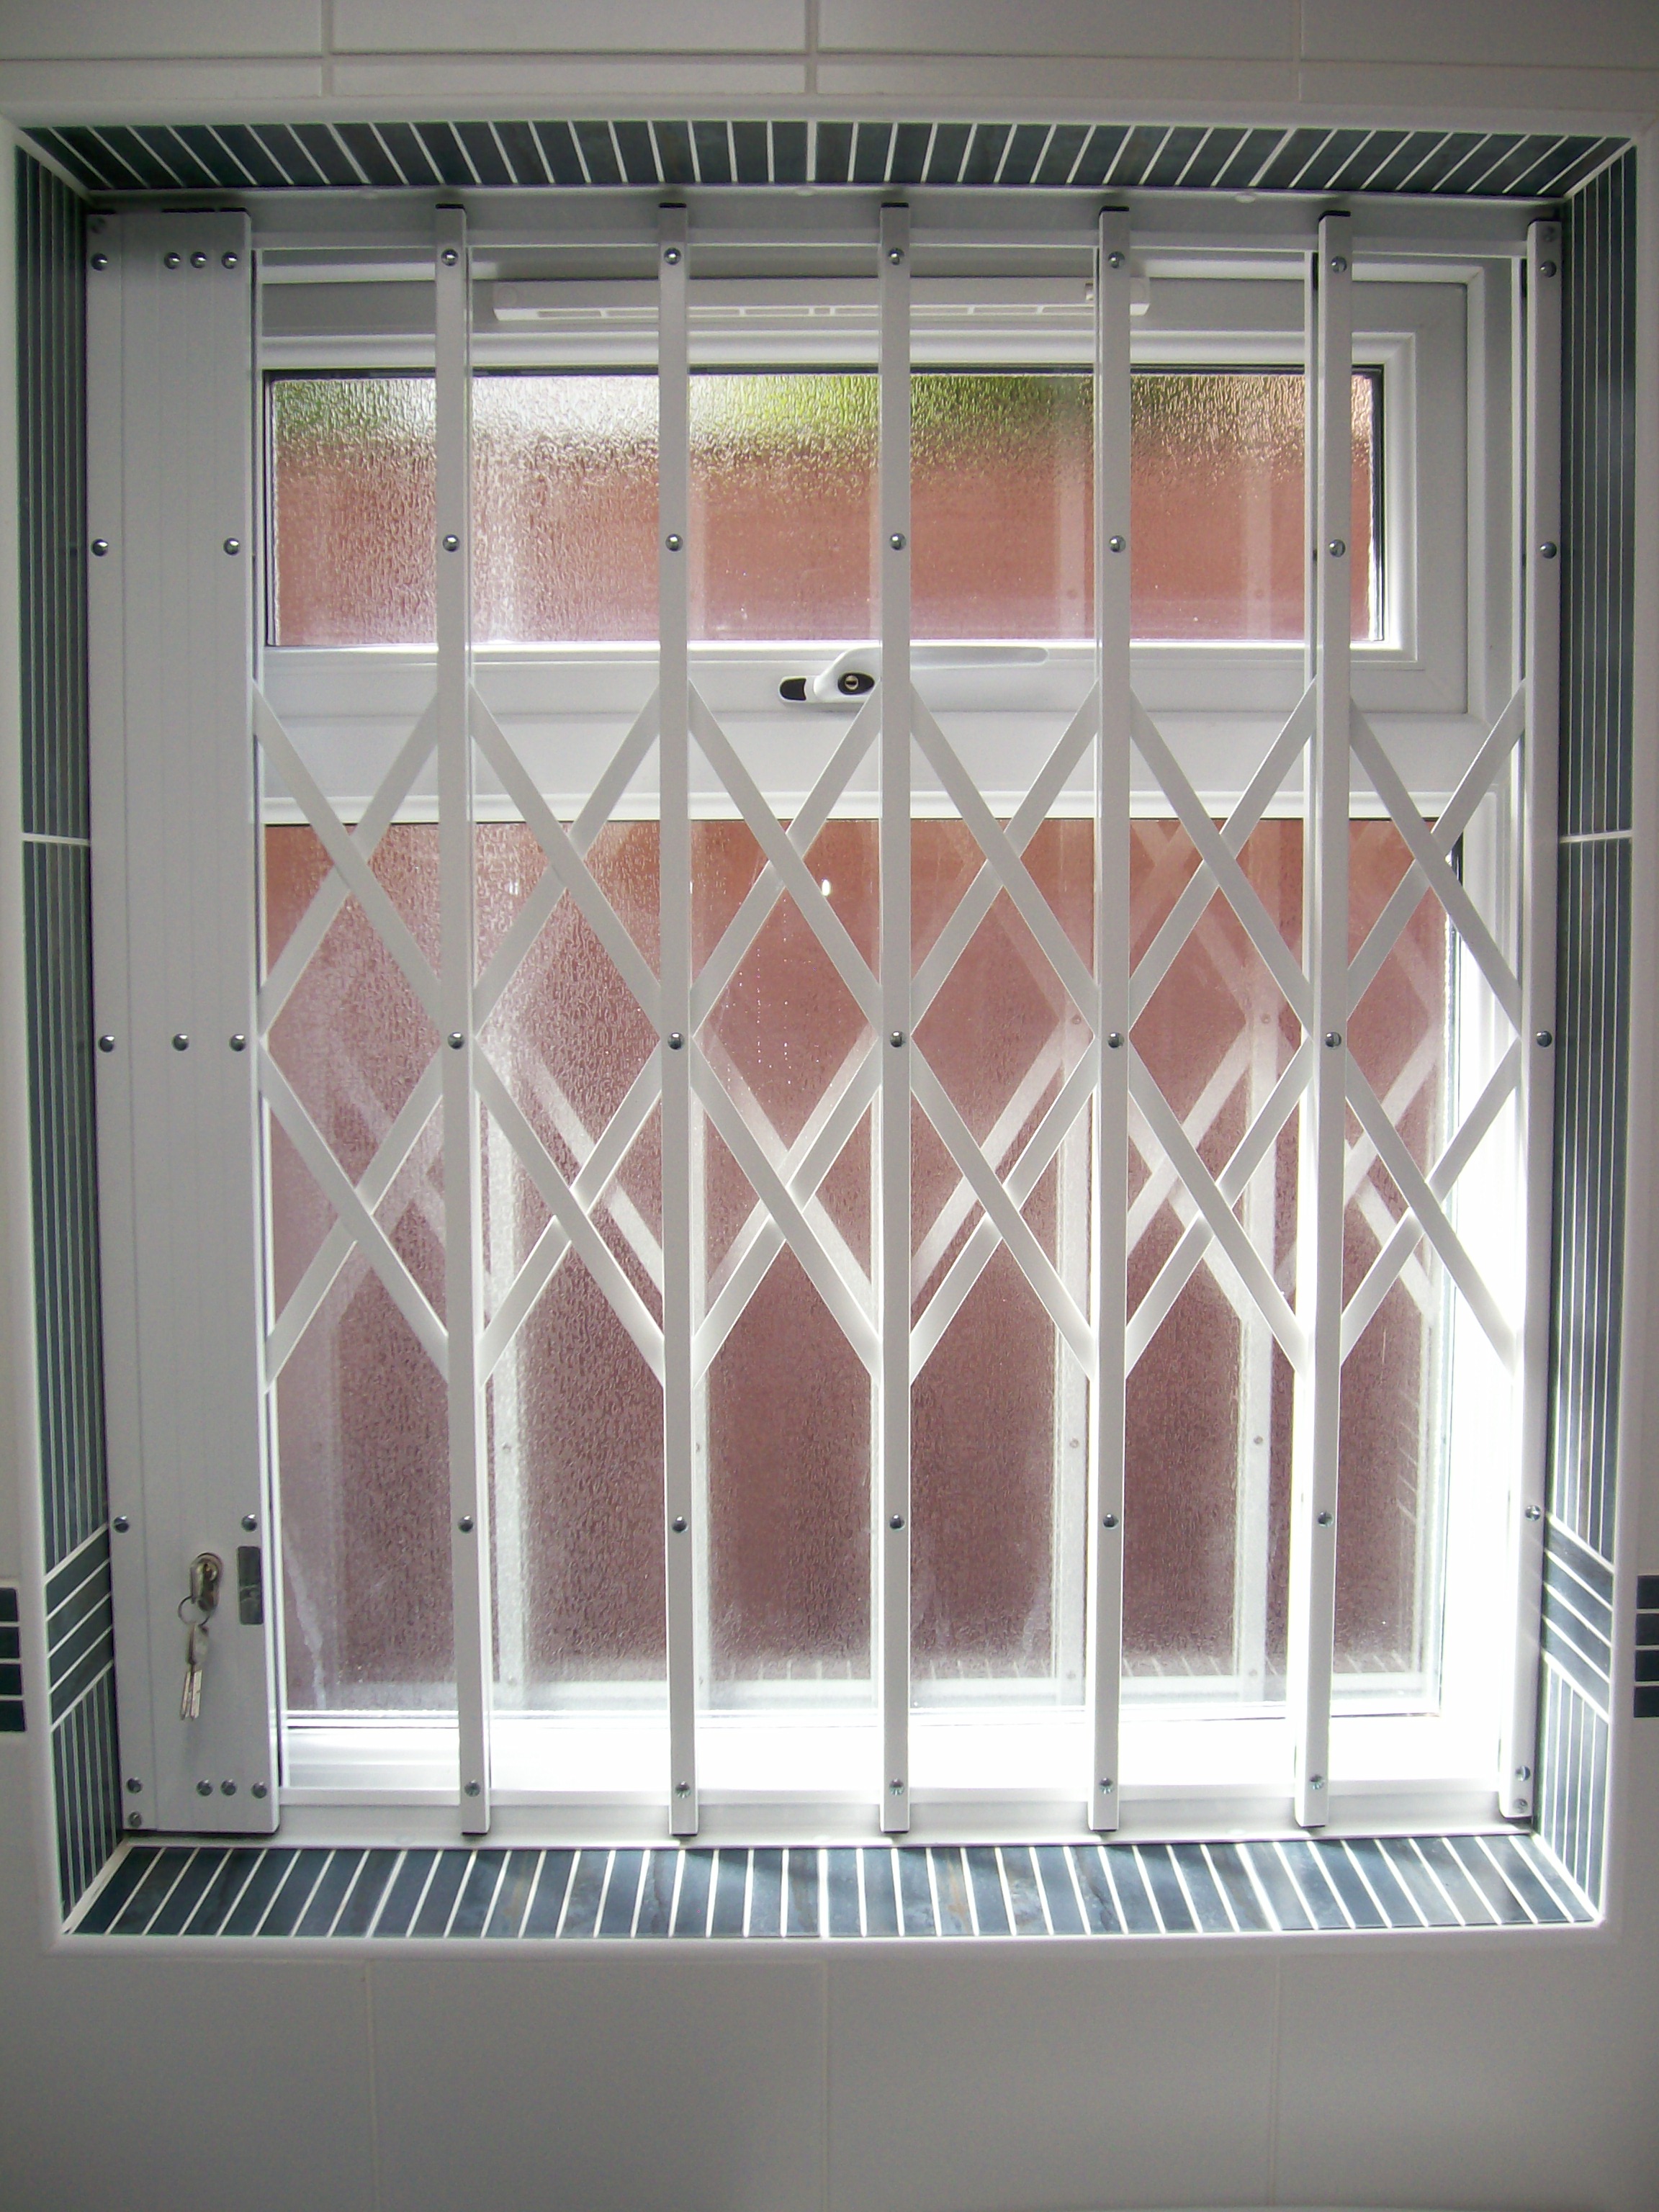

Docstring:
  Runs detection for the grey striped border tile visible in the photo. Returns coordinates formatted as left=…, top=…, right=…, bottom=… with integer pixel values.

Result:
left=0, top=1583, right=24, bottom=1734
left=1634, top=1572, right=1659, bottom=1719
left=23, top=120, right=1628, bottom=200
left=68, top=1833, right=1594, bottom=1940
left=1538, top=1661, right=1609, bottom=1907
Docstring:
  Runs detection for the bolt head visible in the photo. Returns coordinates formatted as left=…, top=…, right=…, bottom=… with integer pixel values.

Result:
left=1106, top=1030, right=1123, bottom=1049
left=112, top=1515, right=130, bottom=1533
left=242, top=1512, right=258, bottom=1532
left=1539, top=541, right=1558, bottom=559
left=665, top=533, right=683, bottom=552
left=1328, top=539, right=1346, bottom=559
left=222, top=251, right=240, bottom=269
left=667, top=1030, right=684, bottom=1050
left=1324, top=1030, right=1342, bottom=1048
left=1539, top=259, right=1557, bottom=279
left=443, top=533, right=460, bottom=552
left=223, top=538, right=240, bottom=556
left=458, top=1514, right=475, bottom=1533
left=1317, top=1509, right=1334, bottom=1527
left=126, top=1776, right=143, bottom=1794
left=441, top=247, right=458, bottom=266
left=191, top=252, right=208, bottom=269
left=1309, top=1773, right=1325, bottom=1791
left=172, top=1032, right=189, bottom=1051
left=1330, top=254, right=1348, bottom=273
left=91, top=539, right=109, bottom=557
left=1536, top=1029, right=1554, bottom=1048
left=128, top=1811, right=143, bottom=1828
left=197, top=1779, right=212, bottom=1797
left=164, top=252, right=181, bottom=269
left=221, top=1780, right=237, bottom=1795
left=97, top=1032, right=115, bottom=1053
left=447, top=1030, right=465, bottom=1050
left=251, top=1781, right=268, bottom=1799
left=90, top=254, right=109, bottom=270
left=1516, top=1765, right=1533, bottom=1781
left=1107, top=251, right=1125, bottom=269
left=1524, top=1503, right=1543, bottom=1521
left=663, top=246, right=681, bottom=264
left=887, top=246, right=904, bottom=263
left=1098, top=1777, right=1115, bottom=1791
left=464, top=1779, right=481, bottom=1797
left=1107, top=534, right=1125, bottom=553
left=889, top=1030, right=904, bottom=1048
left=675, top=1779, right=691, bottom=1794
left=889, top=532, right=906, bottom=551
left=889, top=1779, right=904, bottom=1795
left=672, top=1515, right=688, bottom=1533
left=1102, top=1511, right=1118, bottom=1529
left=889, top=1513, right=904, bottom=1531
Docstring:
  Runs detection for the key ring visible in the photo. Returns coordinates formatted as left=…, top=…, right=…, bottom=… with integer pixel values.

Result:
left=178, top=1594, right=212, bottom=1627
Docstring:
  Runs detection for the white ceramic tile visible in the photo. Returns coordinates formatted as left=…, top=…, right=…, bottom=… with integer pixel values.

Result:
left=1303, top=0, right=1659, bottom=71
left=814, top=55, right=1297, bottom=105
left=1296, top=59, right=1657, bottom=123
left=0, top=58, right=327, bottom=117
left=329, top=55, right=806, bottom=98
left=0, top=0, right=322, bottom=60
left=825, top=1944, right=1277, bottom=2212
left=371, top=1951, right=827, bottom=2212
left=820, top=0, right=1292, bottom=60
left=334, top=0, right=804, bottom=55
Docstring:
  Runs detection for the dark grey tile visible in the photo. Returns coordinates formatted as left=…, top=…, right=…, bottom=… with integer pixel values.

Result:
left=559, top=1849, right=610, bottom=1938
left=1206, top=1845, right=1269, bottom=1933
left=1241, top=1844, right=1311, bottom=1933
left=1310, top=1842, right=1385, bottom=1930
left=1413, top=1835, right=1496, bottom=1925
left=374, top=1851, right=439, bottom=1938
left=826, top=1848, right=862, bottom=1936
left=333, top=1849, right=400, bottom=1936
left=521, top=1849, right=575, bottom=1937
left=1277, top=1840, right=1349, bottom=1931
left=668, top=1848, right=711, bottom=1937
left=1345, top=1838, right=1421, bottom=1928
left=112, top=1846, right=192, bottom=1935
left=147, top=1850, right=227, bottom=1936
left=1376, top=1839, right=1459, bottom=1928
left=964, top=1845, right=1008, bottom=1935
left=1485, top=1835, right=1569, bottom=1925
left=1103, top=1848, right=1159, bottom=1934
left=709, top=1849, right=748, bottom=1937
left=257, top=1851, right=329, bottom=1938
left=1069, top=1846, right=1123, bottom=1935
left=409, top=1850, right=471, bottom=1938
left=1033, top=1846, right=1084, bottom=1935
left=896, top=1848, right=936, bottom=1936
left=1446, top=1835, right=1530, bottom=1925
left=1171, top=1843, right=1231, bottom=1933
left=785, top=1847, right=819, bottom=1936
left=597, top=1849, right=645, bottom=1937
left=999, top=1847, right=1048, bottom=1936
left=1138, top=1846, right=1196, bottom=1933
left=184, top=1846, right=264, bottom=1935
left=294, top=1850, right=366, bottom=1937
left=633, top=1849, right=678, bottom=1936
left=929, top=1848, right=974, bottom=1936
left=222, top=1848, right=299, bottom=1936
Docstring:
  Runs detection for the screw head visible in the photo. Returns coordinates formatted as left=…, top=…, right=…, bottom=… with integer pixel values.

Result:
left=1539, top=259, right=1557, bottom=278
left=1107, top=251, right=1125, bottom=269
left=441, top=247, right=458, bottom=266
left=1524, top=1503, right=1543, bottom=1521
left=230, top=1032, right=247, bottom=1052
left=164, top=251, right=181, bottom=269
left=443, top=533, right=460, bottom=552
left=223, top=538, right=240, bottom=556
left=665, top=532, right=683, bottom=552
left=458, top=1514, right=475, bottom=1533
left=251, top=1781, right=268, bottom=1799
left=663, top=246, right=681, bottom=264
left=1106, top=1030, right=1123, bottom=1049
left=1317, top=1509, right=1334, bottom=1527
left=464, top=1779, right=481, bottom=1797
left=1107, top=534, right=1125, bottom=553
left=128, top=1811, right=143, bottom=1828
left=191, top=252, right=208, bottom=269
left=672, top=1515, right=687, bottom=1533
left=1539, top=541, right=1558, bottom=559
left=242, top=1512, right=258, bottom=1531
left=1325, top=1030, right=1342, bottom=1048
left=889, top=532, right=907, bottom=551
left=887, top=246, right=904, bottom=264
left=889, top=1513, right=904, bottom=1530
left=675, top=1779, right=691, bottom=1795
left=889, top=1030, right=904, bottom=1048
left=889, top=1779, right=904, bottom=1795
left=1329, top=254, right=1348, bottom=273
left=222, top=251, right=240, bottom=269
left=221, top=1779, right=237, bottom=1796
left=126, top=1776, right=143, bottom=1794
left=447, top=1030, right=465, bottom=1050
left=112, top=1515, right=130, bottom=1533
left=1516, top=1764, right=1533, bottom=1781
left=1102, top=1512, right=1118, bottom=1529
left=1309, top=1773, right=1325, bottom=1791
left=172, top=1032, right=189, bottom=1051
left=97, top=1032, right=115, bottom=1053
left=662, top=1030, right=683, bottom=1052
left=1328, top=539, right=1346, bottom=559
left=91, top=539, right=109, bottom=557
left=1536, top=1029, right=1553, bottom=1047
left=90, top=253, right=109, bottom=270
left=1098, top=1776, right=1115, bottom=1792
left=197, top=1779, right=212, bottom=1797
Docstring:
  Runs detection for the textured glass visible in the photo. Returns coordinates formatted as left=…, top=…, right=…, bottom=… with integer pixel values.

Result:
left=269, top=368, right=1377, bottom=647
left=1125, top=819, right=1301, bottom=1689
left=911, top=821, right=1094, bottom=1694
left=695, top=819, right=877, bottom=1691
left=1132, top=370, right=1377, bottom=642
left=265, top=824, right=453, bottom=1711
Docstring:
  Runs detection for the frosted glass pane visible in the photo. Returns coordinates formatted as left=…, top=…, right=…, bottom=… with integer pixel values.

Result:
left=268, top=368, right=1377, bottom=647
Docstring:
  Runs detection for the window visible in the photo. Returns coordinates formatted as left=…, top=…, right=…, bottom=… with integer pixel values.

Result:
left=90, top=195, right=1559, bottom=1845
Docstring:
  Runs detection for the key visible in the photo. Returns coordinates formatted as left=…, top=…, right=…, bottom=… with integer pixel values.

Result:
left=180, top=1620, right=207, bottom=1721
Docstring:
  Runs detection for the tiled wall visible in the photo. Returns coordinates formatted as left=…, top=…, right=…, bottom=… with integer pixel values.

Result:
left=1537, top=148, right=1637, bottom=1908
left=17, top=146, right=120, bottom=1917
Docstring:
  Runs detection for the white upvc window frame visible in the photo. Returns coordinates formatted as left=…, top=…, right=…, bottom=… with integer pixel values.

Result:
left=90, top=186, right=1559, bottom=1851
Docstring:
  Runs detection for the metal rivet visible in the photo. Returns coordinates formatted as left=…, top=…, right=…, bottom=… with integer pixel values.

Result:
left=1106, top=1030, right=1123, bottom=1049
left=221, top=1780, right=237, bottom=1796
left=889, top=532, right=906, bottom=551
left=889, top=1030, right=904, bottom=1048
left=665, top=533, right=683, bottom=552
left=91, top=539, right=109, bottom=557
left=222, top=251, right=239, bottom=269
left=1317, top=1509, right=1334, bottom=1527
left=230, top=1033, right=247, bottom=1053
left=242, top=1512, right=258, bottom=1532
left=1102, top=1512, right=1118, bottom=1529
left=1524, top=1503, right=1543, bottom=1521
left=458, top=1514, right=475, bottom=1533
left=164, top=252, right=181, bottom=269
left=672, top=1515, right=687, bottom=1533
left=1329, top=254, right=1348, bottom=273
left=1108, top=534, right=1125, bottom=553
left=1328, top=539, right=1346, bottom=558
left=112, top=1515, right=130, bottom=1533
left=128, top=1811, right=143, bottom=1828
left=1325, top=1030, right=1341, bottom=1048
left=1539, top=260, right=1557, bottom=279
left=1098, top=1776, right=1115, bottom=1791
left=126, top=1776, right=143, bottom=1794
left=887, top=246, right=904, bottom=264
left=97, top=1033, right=115, bottom=1053
left=197, top=1779, right=212, bottom=1797
left=449, top=1031, right=465, bottom=1050
left=675, top=1779, right=691, bottom=1795
left=1539, top=541, right=1558, bottom=560
left=663, top=246, right=681, bottom=264
left=443, top=533, right=459, bottom=552
left=889, top=1779, right=904, bottom=1795
left=464, top=1779, right=481, bottom=1797
left=1107, top=251, right=1125, bottom=269
left=90, top=253, right=109, bottom=270
left=223, top=538, right=240, bottom=556
left=667, top=1030, right=684, bottom=1051
left=1516, top=1764, right=1533, bottom=1781
left=172, top=1032, right=189, bottom=1051
left=441, top=247, right=459, bottom=266
left=889, top=1514, right=904, bottom=1531
left=251, top=1781, right=268, bottom=1799
left=1309, top=1773, right=1325, bottom=1791
left=191, top=252, right=208, bottom=269
left=1536, top=1030, right=1553, bottom=1048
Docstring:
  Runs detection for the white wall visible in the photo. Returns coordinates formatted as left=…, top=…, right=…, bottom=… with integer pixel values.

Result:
left=2, top=9, right=1659, bottom=2209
